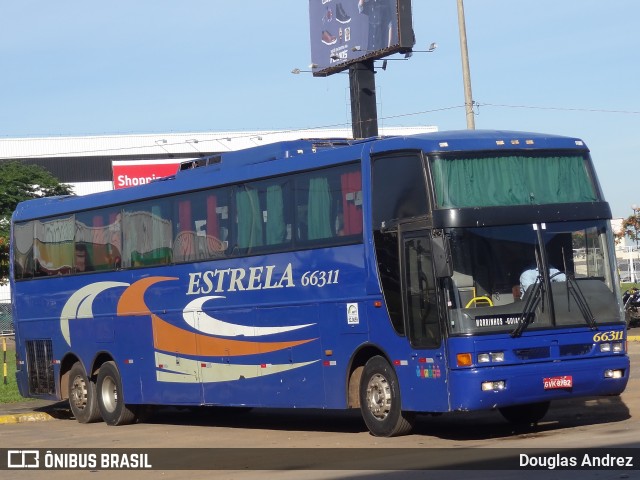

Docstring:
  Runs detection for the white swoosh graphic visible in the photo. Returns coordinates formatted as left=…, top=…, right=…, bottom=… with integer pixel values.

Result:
left=182, top=296, right=315, bottom=337
left=60, top=281, right=130, bottom=346
left=155, top=352, right=319, bottom=383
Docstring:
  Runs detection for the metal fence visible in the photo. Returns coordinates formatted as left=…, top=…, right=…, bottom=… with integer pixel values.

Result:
left=0, top=302, right=12, bottom=336
left=618, top=259, right=640, bottom=283
left=0, top=286, right=12, bottom=335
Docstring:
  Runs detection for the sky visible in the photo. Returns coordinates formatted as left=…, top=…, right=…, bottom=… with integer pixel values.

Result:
left=0, top=1, right=638, bottom=219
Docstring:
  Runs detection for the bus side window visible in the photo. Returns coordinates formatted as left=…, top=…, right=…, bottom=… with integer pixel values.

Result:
left=373, top=230, right=404, bottom=335
left=295, top=174, right=329, bottom=243
left=33, top=216, right=75, bottom=277
left=295, top=165, right=360, bottom=245
left=235, top=184, right=264, bottom=252
left=340, top=169, right=362, bottom=236
left=372, top=154, right=429, bottom=335
left=372, top=154, right=429, bottom=230
left=259, top=179, right=291, bottom=249
left=13, top=221, right=35, bottom=280
left=75, top=208, right=122, bottom=272
left=404, top=236, right=441, bottom=348
left=174, top=197, right=196, bottom=263
left=175, top=189, right=230, bottom=262
left=307, top=176, right=333, bottom=241
left=122, top=200, right=173, bottom=268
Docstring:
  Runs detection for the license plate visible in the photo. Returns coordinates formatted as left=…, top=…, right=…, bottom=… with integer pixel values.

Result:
left=543, top=375, right=573, bottom=389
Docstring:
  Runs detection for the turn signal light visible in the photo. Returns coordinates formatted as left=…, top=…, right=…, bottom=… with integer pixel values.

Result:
left=457, top=353, right=473, bottom=367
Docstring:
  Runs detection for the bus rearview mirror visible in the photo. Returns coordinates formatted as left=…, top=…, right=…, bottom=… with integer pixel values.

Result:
left=432, top=235, right=453, bottom=278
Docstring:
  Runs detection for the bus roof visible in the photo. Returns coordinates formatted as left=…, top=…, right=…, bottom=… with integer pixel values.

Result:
left=369, top=129, right=588, bottom=155
left=11, top=130, right=589, bottom=223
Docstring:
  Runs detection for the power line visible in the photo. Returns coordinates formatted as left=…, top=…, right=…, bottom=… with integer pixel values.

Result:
left=477, top=102, right=640, bottom=115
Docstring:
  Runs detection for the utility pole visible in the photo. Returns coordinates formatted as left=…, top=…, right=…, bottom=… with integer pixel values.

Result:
left=456, top=0, right=475, bottom=129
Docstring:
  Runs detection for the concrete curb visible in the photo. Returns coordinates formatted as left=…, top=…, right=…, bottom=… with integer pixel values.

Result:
left=0, top=411, right=56, bottom=424
left=0, top=400, right=72, bottom=425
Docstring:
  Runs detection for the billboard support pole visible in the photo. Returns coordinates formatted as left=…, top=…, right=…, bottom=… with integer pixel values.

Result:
left=349, top=60, right=378, bottom=139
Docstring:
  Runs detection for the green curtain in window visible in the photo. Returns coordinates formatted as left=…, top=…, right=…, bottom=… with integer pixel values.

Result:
left=431, top=155, right=598, bottom=208
left=266, top=185, right=285, bottom=245
left=308, top=177, right=332, bottom=240
left=236, top=187, right=263, bottom=248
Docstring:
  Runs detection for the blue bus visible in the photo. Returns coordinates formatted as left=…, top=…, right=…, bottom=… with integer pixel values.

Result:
left=10, top=130, right=629, bottom=436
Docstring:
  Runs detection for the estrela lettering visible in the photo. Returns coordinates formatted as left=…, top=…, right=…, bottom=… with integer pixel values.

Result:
left=187, top=263, right=294, bottom=295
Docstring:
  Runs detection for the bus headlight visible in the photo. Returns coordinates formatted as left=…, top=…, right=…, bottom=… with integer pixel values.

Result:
left=481, top=380, right=506, bottom=391
left=600, top=342, right=625, bottom=353
left=477, top=352, right=504, bottom=363
left=604, top=369, right=624, bottom=379
left=491, top=352, right=505, bottom=362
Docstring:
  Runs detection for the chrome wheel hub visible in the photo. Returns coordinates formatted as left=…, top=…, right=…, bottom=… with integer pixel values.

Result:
left=366, top=373, right=392, bottom=420
left=70, top=375, right=88, bottom=410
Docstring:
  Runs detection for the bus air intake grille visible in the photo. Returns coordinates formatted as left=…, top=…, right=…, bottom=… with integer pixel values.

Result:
left=559, top=343, right=593, bottom=357
left=25, top=339, right=55, bottom=395
left=514, top=347, right=550, bottom=360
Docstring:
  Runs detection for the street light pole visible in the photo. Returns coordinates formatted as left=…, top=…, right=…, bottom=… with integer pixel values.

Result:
left=456, top=0, right=475, bottom=130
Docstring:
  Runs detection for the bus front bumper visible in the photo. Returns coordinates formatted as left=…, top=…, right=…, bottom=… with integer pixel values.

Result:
left=446, top=354, right=630, bottom=411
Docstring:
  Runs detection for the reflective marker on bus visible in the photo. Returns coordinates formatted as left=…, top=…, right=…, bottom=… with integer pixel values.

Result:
left=10, top=130, right=629, bottom=436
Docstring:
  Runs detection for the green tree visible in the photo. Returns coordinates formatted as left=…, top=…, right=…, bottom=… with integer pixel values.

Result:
left=0, top=161, right=73, bottom=284
left=615, top=212, right=640, bottom=249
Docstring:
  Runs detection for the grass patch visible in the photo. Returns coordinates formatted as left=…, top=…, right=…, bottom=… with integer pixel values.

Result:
left=0, top=345, right=30, bottom=404
left=621, top=282, right=640, bottom=296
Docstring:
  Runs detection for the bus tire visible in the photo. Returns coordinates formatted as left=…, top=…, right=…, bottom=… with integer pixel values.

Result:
left=499, top=401, right=550, bottom=426
left=96, top=361, right=138, bottom=426
left=359, top=356, right=415, bottom=437
left=68, top=362, right=101, bottom=423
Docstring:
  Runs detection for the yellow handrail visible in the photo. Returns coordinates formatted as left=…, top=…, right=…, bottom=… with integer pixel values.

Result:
left=465, top=296, right=494, bottom=308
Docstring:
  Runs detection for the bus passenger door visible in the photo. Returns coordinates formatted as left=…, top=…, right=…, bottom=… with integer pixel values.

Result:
left=400, top=226, right=450, bottom=411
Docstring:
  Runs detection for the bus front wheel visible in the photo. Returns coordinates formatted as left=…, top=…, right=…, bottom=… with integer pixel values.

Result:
left=499, top=401, right=550, bottom=426
left=68, top=362, right=101, bottom=423
left=359, top=356, right=415, bottom=437
left=96, top=361, right=138, bottom=426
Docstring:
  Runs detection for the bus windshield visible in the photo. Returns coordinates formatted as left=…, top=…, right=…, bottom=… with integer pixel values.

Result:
left=430, top=151, right=598, bottom=208
left=444, top=220, right=622, bottom=335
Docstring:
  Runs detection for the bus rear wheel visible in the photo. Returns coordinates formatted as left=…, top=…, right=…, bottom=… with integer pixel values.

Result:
left=96, top=361, right=138, bottom=426
left=359, top=356, right=415, bottom=437
left=68, top=362, right=101, bottom=423
left=499, top=401, right=550, bottom=426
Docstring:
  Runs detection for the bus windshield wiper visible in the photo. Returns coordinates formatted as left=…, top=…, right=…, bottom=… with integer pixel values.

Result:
left=564, top=275, right=598, bottom=330
left=511, top=277, right=544, bottom=338
left=559, top=248, right=597, bottom=330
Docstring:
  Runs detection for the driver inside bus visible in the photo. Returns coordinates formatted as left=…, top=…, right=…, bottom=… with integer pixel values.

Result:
left=519, top=266, right=566, bottom=299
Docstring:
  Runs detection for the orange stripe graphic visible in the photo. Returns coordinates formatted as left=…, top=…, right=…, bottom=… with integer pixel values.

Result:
left=152, top=315, right=315, bottom=357
left=117, top=276, right=316, bottom=357
left=117, top=276, right=178, bottom=316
